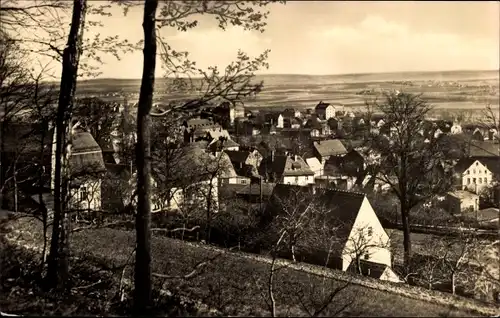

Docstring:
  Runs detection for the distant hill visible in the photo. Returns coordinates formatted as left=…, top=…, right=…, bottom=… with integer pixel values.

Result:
left=76, top=69, right=499, bottom=88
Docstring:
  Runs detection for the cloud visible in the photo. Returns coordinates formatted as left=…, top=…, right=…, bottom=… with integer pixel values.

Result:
left=167, top=27, right=271, bottom=70
left=305, top=15, right=499, bottom=74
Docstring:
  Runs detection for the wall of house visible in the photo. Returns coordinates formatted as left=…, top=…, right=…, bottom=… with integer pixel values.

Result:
left=70, top=179, right=102, bottom=211
left=445, top=195, right=461, bottom=215
left=462, top=160, right=493, bottom=193
left=380, top=267, right=403, bottom=283
left=450, top=124, right=462, bottom=134
left=277, top=115, right=284, bottom=129
left=342, top=197, right=391, bottom=271
left=325, top=106, right=335, bottom=120
left=246, top=151, right=263, bottom=169
left=282, top=175, right=314, bottom=186
left=159, top=178, right=219, bottom=213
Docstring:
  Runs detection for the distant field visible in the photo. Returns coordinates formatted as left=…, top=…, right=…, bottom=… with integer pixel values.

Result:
left=75, top=70, right=499, bottom=111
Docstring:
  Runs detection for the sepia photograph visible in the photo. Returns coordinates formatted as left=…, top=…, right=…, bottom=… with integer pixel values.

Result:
left=0, top=0, right=499, bottom=316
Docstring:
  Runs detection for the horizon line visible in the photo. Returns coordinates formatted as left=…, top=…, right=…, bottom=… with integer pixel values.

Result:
left=76, top=68, right=498, bottom=82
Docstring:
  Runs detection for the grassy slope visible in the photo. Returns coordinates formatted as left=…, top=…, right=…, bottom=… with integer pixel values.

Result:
left=5, top=217, right=496, bottom=317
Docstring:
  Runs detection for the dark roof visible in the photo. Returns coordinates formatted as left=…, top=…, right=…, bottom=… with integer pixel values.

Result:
left=469, top=140, right=499, bottom=157
left=313, top=140, right=348, bottom=158
left=304, top=117, right=323, bottom=130
left=225, top=150, right=250, bottom=164
left=454, top=156, right=500, bottom=175
left=347, top=259, right=389, bottom=279
left=266, top=184, right=366, bottom=250
left=315, top=101, right=331, bottom=110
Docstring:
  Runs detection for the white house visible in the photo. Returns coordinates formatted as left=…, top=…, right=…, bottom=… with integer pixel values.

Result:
left=450, top=122, right=462, bottom=135
left=51, top=124, right=106, bottom=212
left=454, top=157, right=500, bottom=194
left=315, top=101, right=335, bottom=120
left=277, top=114, right=284, bottom=129
left=260, top=153, right=315, bottom=186
left=267, top=184, right=398, bottom=282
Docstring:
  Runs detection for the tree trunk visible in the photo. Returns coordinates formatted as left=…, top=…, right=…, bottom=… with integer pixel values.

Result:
left=46, top=0, right=87, bottom=290
left=401, top=205, right=412, bottom=269
left=134, top=0, right=158, bottom=311
left=39, top=124, right=48, bottom=266
left=451, top=272, right=456, bottom=295
left=13, top=168, right=17, bottom=212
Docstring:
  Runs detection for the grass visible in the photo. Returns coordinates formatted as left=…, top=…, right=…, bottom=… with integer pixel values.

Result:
left=4, top=216, right=493, bottom=317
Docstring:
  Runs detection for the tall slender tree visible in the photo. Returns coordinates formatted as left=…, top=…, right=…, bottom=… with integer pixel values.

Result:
left=46, top=0, right=87, bottom=290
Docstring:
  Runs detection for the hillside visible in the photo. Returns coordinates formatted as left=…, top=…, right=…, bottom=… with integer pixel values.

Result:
left=3, top=216, right=499, bottom=317
left=72, top=70, right=499, bottom=111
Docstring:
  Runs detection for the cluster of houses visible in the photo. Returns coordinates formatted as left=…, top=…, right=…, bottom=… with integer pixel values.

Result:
left=2, top=98, right=498, bottom=285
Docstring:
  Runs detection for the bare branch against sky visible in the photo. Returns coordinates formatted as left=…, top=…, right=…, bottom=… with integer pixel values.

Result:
left=16, top=1, right=500, bottom=79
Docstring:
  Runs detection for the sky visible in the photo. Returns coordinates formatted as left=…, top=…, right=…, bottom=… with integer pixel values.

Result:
left=24, top=1, right=500, bottom=79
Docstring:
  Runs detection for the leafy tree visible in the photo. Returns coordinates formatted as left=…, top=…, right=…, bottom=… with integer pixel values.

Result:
left=73, top=97, right=117, bottom=149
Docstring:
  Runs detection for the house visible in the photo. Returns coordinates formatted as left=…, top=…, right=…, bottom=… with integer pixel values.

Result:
left=445, top=190, right=479, bottom=214
left=282, top=108, right=301, bottom=119
left=313, top=139, right=348, bottom=164
left=50, top=125, right=106, bottom=212
left=315, top=101, right=335, bottom=120
left=453, top=157, right=500, bottom=193
left=265, top=184, right=394, bottom=277
left=259, top=153, right=315, bottom=186
left=223, top=149, right=263, bottom=185
left=450, top=122, right=463, bottom=135
left=265, top=113, right=284, bottom=129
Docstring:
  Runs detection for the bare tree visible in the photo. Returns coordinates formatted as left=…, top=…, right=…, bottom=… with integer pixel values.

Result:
left=117, top=0, right=284, bottom=309
left=364, top=92, right=454, bottom=269
left=46, top=0, right=88, bottom=291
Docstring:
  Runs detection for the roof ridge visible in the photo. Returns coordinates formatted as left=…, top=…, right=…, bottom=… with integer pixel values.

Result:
left=323, top=187, right=366, bottom=197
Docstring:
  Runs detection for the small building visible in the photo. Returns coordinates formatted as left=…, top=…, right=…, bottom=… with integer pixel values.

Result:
left=313, top=139, right=348, bottom=164
left=266, top=184, right=393, bottom=273
left=259, top=153, right=315, bottom=186
left=445, top=190, right=479, bottom=214
left=315, top=101, right=335, bottom=120
left=450, top=122, right=462, bottom=135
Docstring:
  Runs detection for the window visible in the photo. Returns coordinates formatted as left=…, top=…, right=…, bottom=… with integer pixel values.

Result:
left=473, top=169, right=476, bottom=174
left=485, top=170, right=488, bottom=174
left=367, top=226, right=373, bottom=237
left=467, top=178, right=471, bottom=184
left=79, top=186, right=87, bottom=202
left=485, top=178, right=488, bottom=184
left=295, top=176, right=299, bottom=183
left=476, top=162, right=479, bottom=166
left=473, top=178, right=476, bottom=183
left=241, top=179, right=247, bottom=184
left=479, top=178, right=483, bottom=184
left=364, top=253, right=370, bottom=260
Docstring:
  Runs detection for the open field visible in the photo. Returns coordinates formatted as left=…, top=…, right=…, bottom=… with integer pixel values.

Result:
left=4, top=216, right=499, bottom=317
left=73, top=70, right=499, bottom=112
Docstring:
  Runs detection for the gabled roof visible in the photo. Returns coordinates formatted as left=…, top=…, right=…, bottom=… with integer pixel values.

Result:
left=282, top=155, right=315, bottom=176
left=208, top=138, right=239, bottom=152
left=454, top=156, right=500, bottom=175
left=266, top=184, right=366, bottom=250
left=469, top=140, right=499, bottom=157
left=225, top=150, right=251, bottom=164
left=315, top=101, right=332, bottom=110
left=259, top=154, right=314, bottom=178
left=313, top=139, right=348, bottom=158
